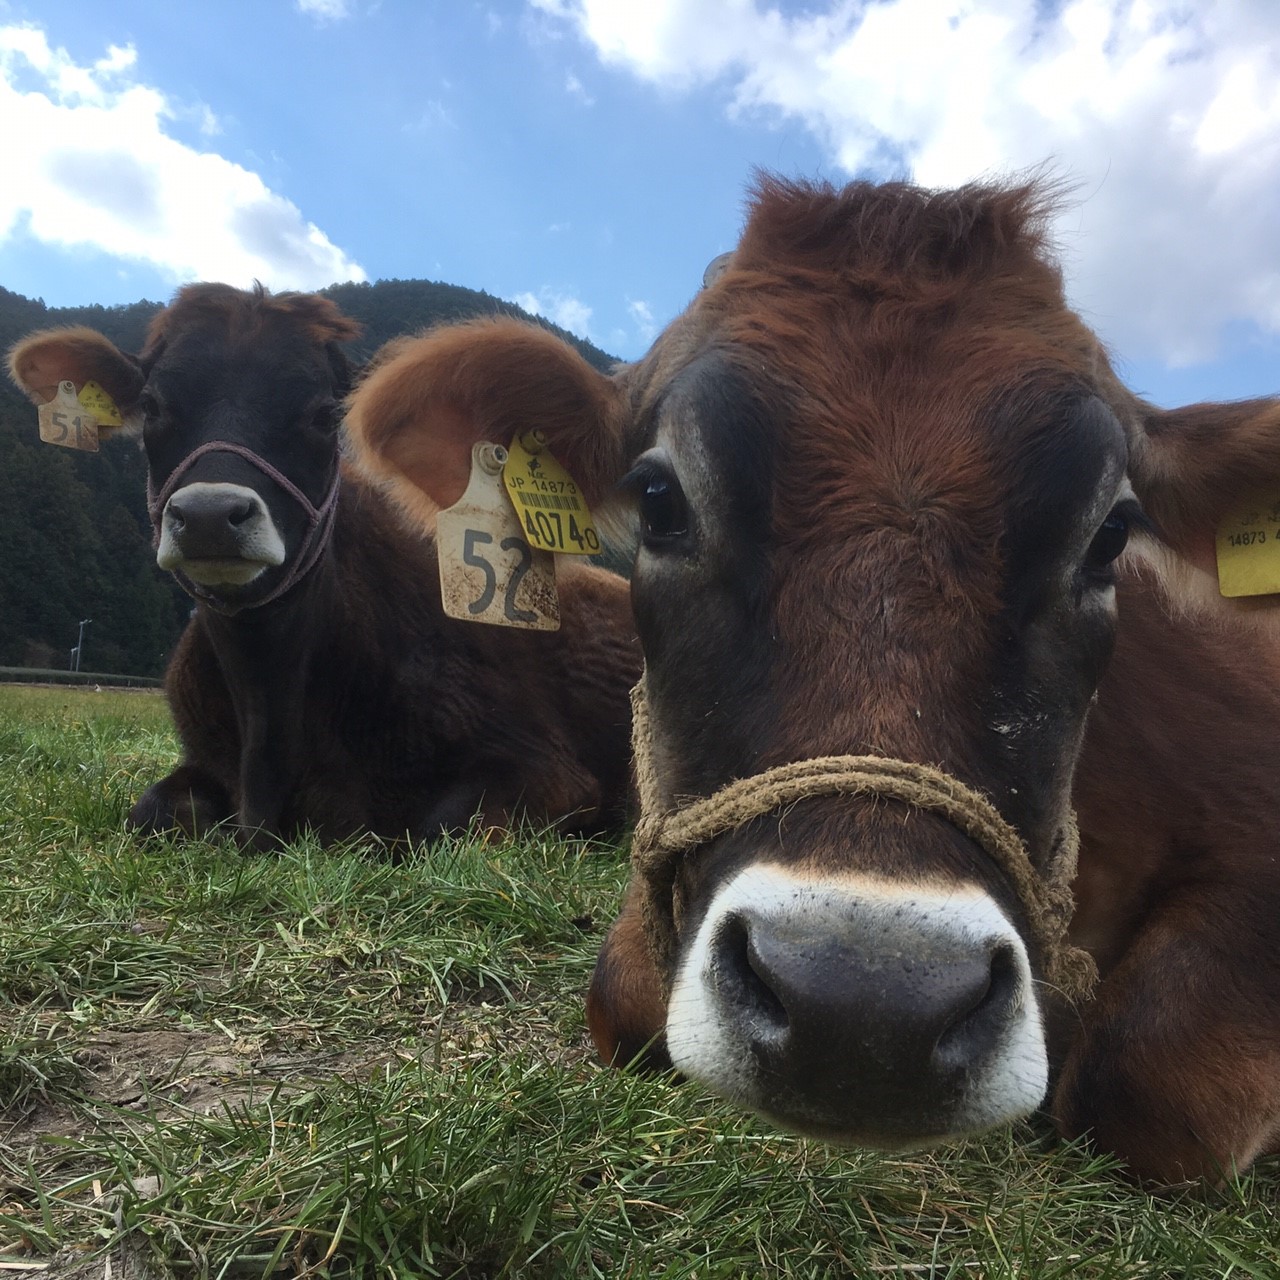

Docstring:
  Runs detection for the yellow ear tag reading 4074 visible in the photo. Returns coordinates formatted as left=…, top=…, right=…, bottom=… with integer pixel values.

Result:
left=1215, top=495, right=1280, bottom=598
left=502, top=431, right=600, bottom=555
left=437, top=442, right=560, bottom=630
left=38, top=380, right=99, bottom=452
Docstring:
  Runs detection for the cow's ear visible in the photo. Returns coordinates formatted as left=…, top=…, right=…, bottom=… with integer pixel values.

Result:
left=8, top=326, right=146, bottom=436
left=1126, top=396, right=1280, bottom=617
left=345, top=318, right=631, bottom=524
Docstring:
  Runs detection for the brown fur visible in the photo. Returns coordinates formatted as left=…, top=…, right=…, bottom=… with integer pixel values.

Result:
left=145, top=282, right=364, bottom=355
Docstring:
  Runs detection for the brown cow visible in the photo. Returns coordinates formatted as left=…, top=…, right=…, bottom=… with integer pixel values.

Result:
left=9, top=285, right=641, bottom=848
left=343, top=177, right=1280, bottom=1186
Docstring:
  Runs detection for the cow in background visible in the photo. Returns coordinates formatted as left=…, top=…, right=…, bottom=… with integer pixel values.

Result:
left=343, top=179, right=1280, bottom=1186
left=10, top=286, right=640, bottom=849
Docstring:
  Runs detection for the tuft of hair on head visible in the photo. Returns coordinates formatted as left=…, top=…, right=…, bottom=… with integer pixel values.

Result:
left=736, top=168, right=1071, bottom=286
left=143, top=283, right=361, bottom=364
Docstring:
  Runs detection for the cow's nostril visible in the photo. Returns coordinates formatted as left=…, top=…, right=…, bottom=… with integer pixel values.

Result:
left=934, top=941, right=1020, bottom=1069
left=713, top=914, right=789, bottom=1037
left=227, top=498, right=256, bottom=527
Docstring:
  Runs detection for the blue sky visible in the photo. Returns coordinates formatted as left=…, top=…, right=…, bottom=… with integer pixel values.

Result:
left=1, top=1, right=1277, bottom=408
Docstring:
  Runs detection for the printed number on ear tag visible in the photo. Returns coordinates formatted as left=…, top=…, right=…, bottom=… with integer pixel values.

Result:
left=437, top=442, right=560, bottom=630
left=502, top=431, right=600, bottom=554
left=38, top=380, right=99, bottom=452
left=1215, top=495, right=1280, bottom=597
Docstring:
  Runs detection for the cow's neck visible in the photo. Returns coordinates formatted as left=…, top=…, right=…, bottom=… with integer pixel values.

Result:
left=197, top=565, right=331, bottom=846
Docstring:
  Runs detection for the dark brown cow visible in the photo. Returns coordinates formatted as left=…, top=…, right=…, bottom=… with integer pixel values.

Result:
left=342, top=178, right=1280, bottom=1186
left=9, top=286, right=641, bottom=848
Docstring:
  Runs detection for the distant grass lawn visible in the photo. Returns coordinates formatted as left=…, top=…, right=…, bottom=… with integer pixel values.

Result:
left=0, top=686, right=1276, bottom=1278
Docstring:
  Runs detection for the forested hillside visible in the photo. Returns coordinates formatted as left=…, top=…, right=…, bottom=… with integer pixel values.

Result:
left=0, top=281, right=616, bottom=677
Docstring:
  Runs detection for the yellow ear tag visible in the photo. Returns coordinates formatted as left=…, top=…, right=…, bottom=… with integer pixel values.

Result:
left=437, top=442, right=560, bottom=630
left=502, top=431, right=601, bottom=555
left=38, top=380, right=99, bottom=452
left=1215, top=495, right=1280, bottom=597
left=77, top=380, right=123, bottom=427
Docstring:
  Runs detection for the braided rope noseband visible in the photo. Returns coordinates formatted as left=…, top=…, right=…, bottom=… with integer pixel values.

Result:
left=629, top=678, right=1097, bottom=1003
left=147, top=440, right=341, bottom=616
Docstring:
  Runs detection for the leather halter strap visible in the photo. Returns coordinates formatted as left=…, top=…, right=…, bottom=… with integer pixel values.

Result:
left=147, top=440, right=341, bottom=616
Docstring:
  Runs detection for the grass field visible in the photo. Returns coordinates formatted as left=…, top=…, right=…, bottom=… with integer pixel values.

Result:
left=0, top=686, right=1276, bottom=1278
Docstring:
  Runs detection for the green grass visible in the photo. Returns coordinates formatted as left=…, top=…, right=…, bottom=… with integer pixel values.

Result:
left=0, top=686, right=1276, bottom=1278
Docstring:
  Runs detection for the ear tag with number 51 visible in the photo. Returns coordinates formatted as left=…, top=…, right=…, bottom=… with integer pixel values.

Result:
left=437, top=442, right=560, bottom=630
left=502, top=431, right=600, bottom=554
left=38, top=380, right=100, bottom=452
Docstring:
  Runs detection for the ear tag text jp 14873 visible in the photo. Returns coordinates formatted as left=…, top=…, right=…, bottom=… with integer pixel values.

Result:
left=437, top=442, right=560, bottom=630
left=38, top=380, right=99, bottom=452
left=502, top=431, right=600, bottom=555
left=1215, top=495, right=1280, bottom=598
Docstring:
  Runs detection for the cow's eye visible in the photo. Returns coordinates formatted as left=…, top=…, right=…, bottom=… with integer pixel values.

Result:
left=306, top=399, right=340, bottom=436
left=1084, top=508, right=1130, bottom=574
left=138, top=388, right=160, bottom=421
left=623, top=453, right=689, bottom=547
left=641, top=473, right=688, bottom=543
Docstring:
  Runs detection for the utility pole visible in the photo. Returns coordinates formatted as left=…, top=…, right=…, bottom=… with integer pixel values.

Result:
left=73, top=618, right=92, bottom=673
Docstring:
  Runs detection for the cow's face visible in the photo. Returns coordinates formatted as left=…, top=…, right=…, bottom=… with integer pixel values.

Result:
left=615, top=215, right=1131, bottom=1145
left=9, top=286, right=359, bottom=610
left=343, top=178, right=1280, bottom=1150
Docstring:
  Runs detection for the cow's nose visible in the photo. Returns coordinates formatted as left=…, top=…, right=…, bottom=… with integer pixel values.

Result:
left=168, top=489, right=256, bottom=542
left=665, top=867, right=1047, bottom=1146
left=157, top=481, right=287, bottom=574
left=712, top=910, right=1020, bottom=1108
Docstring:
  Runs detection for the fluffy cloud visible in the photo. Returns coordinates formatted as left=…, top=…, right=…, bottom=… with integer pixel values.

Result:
left=0, top=24, right=365, bottom=292
left=513, top=288, right=594, bottom=339
left=296, top=0, right=353, bottom=23
left=628, top=298, right=657, bottom=343
left=565, top=71, right=595, bottom=105
left=533, top=0, right=1280, bottom=366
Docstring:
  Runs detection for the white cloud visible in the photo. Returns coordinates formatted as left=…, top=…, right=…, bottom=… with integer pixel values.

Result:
left=628, top=297, right=657, bottom=342
left=0, top=24, right=365, bottom=292
left=534, top=0, right=1280, bottom=367
left=513, top=288, right=594, bottom=338
left=403, top=99, right=457, bottom=132
left=296, top=0, right=353, bottom=23
left=196, top=104, right=222, bottom=137
left=94, top=44, right=136, bottom=76
left=565, top=71, right=595, bottom=104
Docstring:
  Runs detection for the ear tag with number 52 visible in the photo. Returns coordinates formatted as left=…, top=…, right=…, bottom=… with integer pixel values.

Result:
left=502, top=431, right=600, bottom=554
left=1215, top=494, right=1280, bottom=598
left=38, top=380, right=99, bottom=452
left=437, top=442, right=560, bottom=630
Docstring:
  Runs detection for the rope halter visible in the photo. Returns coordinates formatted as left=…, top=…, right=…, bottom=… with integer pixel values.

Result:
left=629, top=678, right=1098, bottom=1003
left=147, top=440, right=341, bottom=616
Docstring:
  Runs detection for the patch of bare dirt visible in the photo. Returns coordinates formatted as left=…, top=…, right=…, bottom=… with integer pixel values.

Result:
left=5, top=997, right=594, bottom=1151
left=3, top=1025, right=396, bottom=1153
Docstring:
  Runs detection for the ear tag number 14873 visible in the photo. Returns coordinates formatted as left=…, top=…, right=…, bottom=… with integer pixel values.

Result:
left=502, top=431, right=600, bottom=554
left=437, top=442, right=560, bottom=630
left=1216, top=494, right=1280, bottom=598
